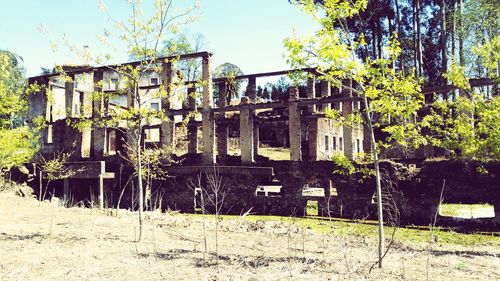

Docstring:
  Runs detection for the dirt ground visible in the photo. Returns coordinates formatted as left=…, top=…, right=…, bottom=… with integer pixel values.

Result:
left=1, top=191, right=499, bottom=281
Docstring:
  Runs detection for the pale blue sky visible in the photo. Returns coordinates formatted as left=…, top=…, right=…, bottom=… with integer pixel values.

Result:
left=0, top=0, right=319, bottom=77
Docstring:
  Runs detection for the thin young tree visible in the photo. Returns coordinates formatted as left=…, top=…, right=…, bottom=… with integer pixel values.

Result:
left=286, top=0, right=426, bottom=268
left=41, top=0, right=201, bottom=241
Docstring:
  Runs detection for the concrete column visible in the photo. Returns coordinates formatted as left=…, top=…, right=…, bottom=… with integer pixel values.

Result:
left=64, top=77, right=74, bottom=118
left=161, top=62, right=175, bottom=148
left=247, top=76, right=256, bottom=101
left=217, top=82, right=228, bottom=158
left=63, top=178, right=69, bottom=203
left=240, top=97, right=254, bottom=164
left=306, top=76, right=316, bottom=113
left=202, top=111, right=216, bottom=164
left=288, top=87, right=302, bottom=161
left=202, top=55, right=215, bottom=164
left=92, top=70, right=104, bottom=118
left=246, top=76, right=259, bottom=157
left=320, top=80, right=331, bottom=111
left=342, top=97, right=354, bottom=159
left=187, top=87, right=198, bottom=154
left=202, top=55, right=213, bottom=109
left=253, top=123, right=259, bottom=158
left=98, top=174, right=104, bottom=209
left=307, top=119, right=319, bottom=161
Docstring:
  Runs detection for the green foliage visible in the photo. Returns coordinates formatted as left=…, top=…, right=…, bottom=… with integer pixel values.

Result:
left=426, top=94, right=500, bottom=160
left=331, top=152, right=355, bottom=175
left=0, top=51, right=27, bottom=129
left=0, top=127, right=38, bottom=172
left=425, top=58, right=500, bottom=161
left=36, top=151, right=73, bottom=181
left=286, top=1, right=424, bottom=152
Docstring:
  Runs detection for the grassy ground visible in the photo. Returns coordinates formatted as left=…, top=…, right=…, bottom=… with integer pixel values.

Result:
left=228, top=146, right=291, bottom=161
left=1, top=190, right=499, bottom=280
left=440, top=203, right=495, bottom=219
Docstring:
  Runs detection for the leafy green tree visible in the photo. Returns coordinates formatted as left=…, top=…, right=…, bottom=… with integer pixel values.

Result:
left=286, top=0, right=425, bottom=268
left=0, top=51, right=38, bottom=176
left=213, top=62, right=244, bottom=102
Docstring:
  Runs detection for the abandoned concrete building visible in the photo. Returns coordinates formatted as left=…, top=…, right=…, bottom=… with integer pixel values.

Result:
left=27, top=51, right=500, bottom=228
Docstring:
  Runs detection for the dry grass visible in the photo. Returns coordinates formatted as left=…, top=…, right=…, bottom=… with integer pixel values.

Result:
left=1, top=191, right=499, bottom=280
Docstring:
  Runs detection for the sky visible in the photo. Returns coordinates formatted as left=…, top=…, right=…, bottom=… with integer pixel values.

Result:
left=0, top=0, right=320, bottom=78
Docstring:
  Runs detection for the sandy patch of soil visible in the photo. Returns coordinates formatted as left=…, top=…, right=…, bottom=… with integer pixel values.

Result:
left=1, top=192, right=499, bottom=280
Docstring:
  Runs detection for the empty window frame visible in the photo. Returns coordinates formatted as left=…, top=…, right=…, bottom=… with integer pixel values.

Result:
left=150, top=102, right=160, bottom=111
left=108, top=129, right=117, bottom=155
left=339, top=137, right=343, bottom=150
left=324, top=135, right=329, bottom=151
left=150, top=77, right=159, bottom=86
left=110, top=78, right=119, bottom=90
left=332, top=136, right=337, bottom=151
left=144, top=128, right=160, bottom=143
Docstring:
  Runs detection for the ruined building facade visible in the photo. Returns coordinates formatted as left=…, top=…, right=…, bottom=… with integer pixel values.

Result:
left=27, top=52, right=499, bottom=227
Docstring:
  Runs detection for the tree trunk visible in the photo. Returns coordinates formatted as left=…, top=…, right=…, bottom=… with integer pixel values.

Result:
left=412, top=1, right=418, bottom=77
left=362, top=93, right=385, bottom=268
left=458, top=0, right=464, bottom=66
left=416, top=0, right=423, bottom=77
left=440, top=0, right=448, bottom=82
left=136, top=85, right=144, bottom=242
left=395, top=0, right=405, bottom=75
left=451, top=0, right=456, bottom=62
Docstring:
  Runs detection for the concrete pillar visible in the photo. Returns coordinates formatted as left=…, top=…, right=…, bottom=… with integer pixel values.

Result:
left=247, top=76, right=256, bottom=101
left=306, top=76, right=316, bottom=113
left=307, top=119, right=319, bottom=161
left=217, top=82, right=228, bottom=158
left=342, top=97, right=354, bottom=159
left=63, top=178, right=69, bottom=203
left=240, top=97, right=254, bottom=164
left=187, top=87, right=198, bottom=154
left=161, top=62, right=175, bottom=148
left=64, top=78, right=74, bottom=118
left=202, top=111, right=216, bottom=164
left=202, top=55, right=215, bottom=164
left=320, top=80, right=331, bottom=111
left=288, top=87, right=302, bottom=161
left=253, top=123, right=259, bottom=158
left=246, top=76, right=259, bottom=157
left=92, top=70, right=104, bottom=118
left=98, top=174, right=104, bottom=209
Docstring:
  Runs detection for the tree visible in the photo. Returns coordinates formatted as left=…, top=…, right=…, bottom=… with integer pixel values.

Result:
left=213, top=62, right=244, bottom=102
left=162, top=32, right=208, bottom=81
left=286, top=0, right=425, bottom=268
left=0, top=51, right=38, bottom=177
left=43, top=0, right=201, bottom=241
